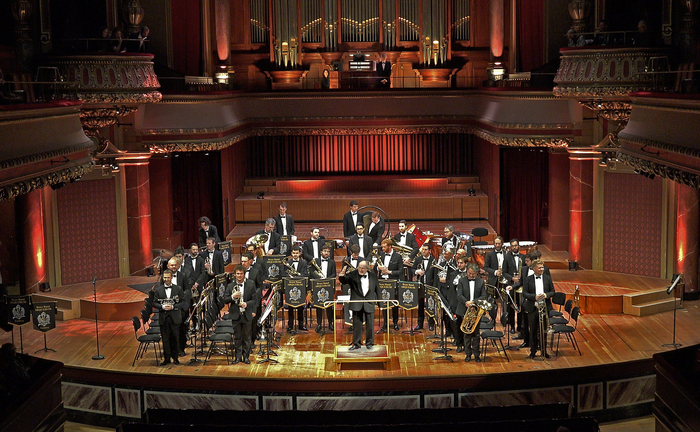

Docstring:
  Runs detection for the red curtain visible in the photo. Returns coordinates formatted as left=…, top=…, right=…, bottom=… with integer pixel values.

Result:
left=518, top=0, right=545, bottom=72
left=171, top=0, right=202, bottom=76
left=500, top=148, right=549, bottom=242
left=172, top=152, right=222, bottom=247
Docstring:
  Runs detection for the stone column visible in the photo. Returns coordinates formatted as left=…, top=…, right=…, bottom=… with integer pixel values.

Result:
left=675, top=183, right=699, bottom=299
left=15, top=189, right=47, bottom=294
left=124, top=164, right=152, bottom=276
left=569, top=158, right=594, bottom=270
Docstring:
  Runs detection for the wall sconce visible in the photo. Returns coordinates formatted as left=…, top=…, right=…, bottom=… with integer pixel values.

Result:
left=487, top=61, right=506, bottom=81
left=216, top=65, right=228, bottom=84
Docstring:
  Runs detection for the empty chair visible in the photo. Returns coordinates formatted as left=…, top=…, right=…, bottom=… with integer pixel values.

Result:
left=549, top=292, right=566, bottom=319
left=552, top=306, right=582, bottom=356
left=471, top=227, right=489, bottom=246
left=131, top=316, right=162, bottom=366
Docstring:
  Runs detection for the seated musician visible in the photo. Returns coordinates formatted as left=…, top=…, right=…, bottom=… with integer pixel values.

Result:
left=256, top=218, right=281, bottom=255
left=412, top=243, right=435, bottom=331
left=376, top=238, right=404, bottom=332
left=284, top=246, right=308, bottom=332
left=310, top=244, right=337, bottom=332
left=457, top=262, right=488, bottom=362
left=224, top=265, right=260, bottom=364
left=441, top=225, right=460, bottom=251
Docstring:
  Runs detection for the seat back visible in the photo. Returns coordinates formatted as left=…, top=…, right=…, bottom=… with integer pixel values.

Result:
left=570, top=307, right=580, bottom=328
left=132, top=316, right=141, bottom=334
left=552, top=292, right=566, bottom=308
left=564, top=299, right=573, bottom=315
left=471, top=228, right=489, bottom=245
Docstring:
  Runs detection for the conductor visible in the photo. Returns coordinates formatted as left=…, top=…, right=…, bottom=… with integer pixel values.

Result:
left=339, top=260, right=379, bottom=350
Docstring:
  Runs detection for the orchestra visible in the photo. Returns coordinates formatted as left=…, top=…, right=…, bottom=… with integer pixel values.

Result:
left=144, top=203, right=555, bottom=367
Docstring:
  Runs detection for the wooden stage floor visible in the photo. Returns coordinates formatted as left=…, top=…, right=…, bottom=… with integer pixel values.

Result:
left=3, top=270, right=698, bottom=381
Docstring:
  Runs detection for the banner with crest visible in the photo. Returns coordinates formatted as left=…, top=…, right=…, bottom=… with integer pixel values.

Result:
left=263, top=255, right=285, bottom=283
left=215, top=273, right=228, bottom=303
left=6, top=295, right=31, bottom=325
left=284, top=277, right=307, bottom=308
left=32, top=302, right=57, bottom=332
left=398, top=281, right=419, bottom=310
left=377, top=279, right=396, bottom=310
left=217, top=241, right=232, bottom=266
left=424, top=285, right=438, bottom=318
left=311, top=278, right=335, bottom=309
left=279, top=235, right=292, bottom=256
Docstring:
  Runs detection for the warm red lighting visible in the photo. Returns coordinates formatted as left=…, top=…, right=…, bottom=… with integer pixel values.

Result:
left=570, top=210, right=581, bottom=262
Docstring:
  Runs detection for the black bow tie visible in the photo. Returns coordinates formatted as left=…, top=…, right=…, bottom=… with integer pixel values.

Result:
left=535, top=276, right=541, bottom=279
left=293, top=260, right=299, bottom=263
left=312, top=239, right=317, bottom=242
left=401, top=233, right=405, bottom=236
left=496, top=250, right=502, bottom=254
left=362, top=275, right=368, bottom=279
left=165, top=285, right=172, bottom=288
left=322, top=259, right=328, bottom=262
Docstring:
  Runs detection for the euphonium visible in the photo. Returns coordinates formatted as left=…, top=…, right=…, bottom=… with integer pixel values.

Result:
left=309, top=258, right=324, bottom=278
left=343, top=258, right=357, bottom=273
left=461, top=299, right=493, bottom=334
left=430, top=263, right=448, bottom=281
left=390, top=237, right=414, bottom=261
left=283, top=260, right=301, bottom=277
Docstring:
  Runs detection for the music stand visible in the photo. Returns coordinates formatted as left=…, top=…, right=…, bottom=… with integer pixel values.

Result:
left=662, top=274, right=683, bottom=349
left=91, top=278, right=105, bottom=360
left=257, top=292, right=279, bottom=364
left=186, top=290, right=209, bottom=365
left=430, top=288, right=455, bottom=362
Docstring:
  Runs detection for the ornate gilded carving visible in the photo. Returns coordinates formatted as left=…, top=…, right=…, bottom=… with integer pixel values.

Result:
left=474, top=130, right=572, bottom=148
left=579, top=100, right=631, bottom=120
left=0, top=141, right=95, bottom=171
left=616, top=152, right=700, bottom=188
left=0, top=160, right=95, bottom=201
left=80, top=106, right=138, bottom=135
left=618, top=132, right=700, bottom=159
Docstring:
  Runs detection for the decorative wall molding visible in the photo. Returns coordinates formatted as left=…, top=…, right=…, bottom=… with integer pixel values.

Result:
left=616, top=152, right=700, bottom=188
left=0, top=159, right=95, bottom=201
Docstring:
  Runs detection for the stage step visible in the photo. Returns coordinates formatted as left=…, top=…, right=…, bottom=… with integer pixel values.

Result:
left=31, top=293, right=81, bottom=321
left=622, top=289, right=680, bottom=316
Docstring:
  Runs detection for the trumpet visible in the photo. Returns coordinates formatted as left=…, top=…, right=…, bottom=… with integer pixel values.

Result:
left=284, top=260, right=301, bottom=277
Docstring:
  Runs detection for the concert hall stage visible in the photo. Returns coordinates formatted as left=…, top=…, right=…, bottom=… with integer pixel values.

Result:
left=2, top=269, right=696, bottom=426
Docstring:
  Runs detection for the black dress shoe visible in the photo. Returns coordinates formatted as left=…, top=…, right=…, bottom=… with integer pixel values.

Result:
left=315, top=325, right=321, bottom=333
left=456, top=346, right=464, bottom=353
left=160, top=360, right=171, bottom=366
left=509, top=329, right=516, bottom=334
left=178, top=351, right=186, bottom=357
left=413, top=324, right=423, bottom=331
left=231, top=358, right=240, bottom=364
left=474, top=356, right=482, bottom=363
left=287, top=327, right=293, bottom=333
left=299, top=325, right=309, bottom=331
left=243, top=357, right=250, bottom=364
left=544, top=353, right=551, bottom=359
left=519, top=342, right=530, bottom=348
left=512, top=335, right=523, bottom=340
left=393, top=323, right=400, bottom=331
left=376, top=326, right=387, bottom=334
left=329, top=324, right=334, bottom=331
left=173, top=359, right=180, bottom=365
left=528, top=352, right=536, bottom=359
left=348, top=344, right=360, bottom=351
left=366, top=343, right=373, bottom=350
left=464, top=356, right=471, bottom=362
left=428, top=323, right=435, bottom=331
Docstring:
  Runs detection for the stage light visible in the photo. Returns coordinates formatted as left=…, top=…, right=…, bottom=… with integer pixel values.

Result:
left=257, top=191, right=265, bottom=200
left=40, top=282, right=51, bottom=292
left=568, top=260, right=578, bottom=271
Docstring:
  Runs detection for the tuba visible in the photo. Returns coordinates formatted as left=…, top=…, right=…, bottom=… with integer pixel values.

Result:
left=390, top=237, right=415, bottom=262
left=461, top=299, right=493, bottom=334
left=247, top=233, right=269, bottom=258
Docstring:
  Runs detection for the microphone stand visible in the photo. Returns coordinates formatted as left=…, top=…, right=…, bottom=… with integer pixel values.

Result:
left=91, top=277, right=105, bottom=360
left=662, top=274, right=683, bottom=349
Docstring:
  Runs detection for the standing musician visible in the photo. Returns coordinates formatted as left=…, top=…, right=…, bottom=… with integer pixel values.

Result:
left=394, top=220, right=420, bottom=275
left=256, top=218, right=281, bottom=255
left=302, top=226, right=325, bottom=263
left=284, top=246, right=309, bottom=332
left=509, top=250, right=551, bottom=346
left=169, top=253, right=193, bottom=357
left=311, top=244, right=337, bottom=332
left=367, top=211, right=385, bottom=246
left=483, top=236, right=506, bottom=321
left=153, top=269, right=185, bottom=366
left=441, top=225, right=461, bottom=252
left=241, top=252, right=264, bottom=339
left=520, top=259, right=554, bottom=359
left=347, top=223, right=373, bottom=259
left=457, top=263, right=488, bottom=362
left=273, top=202, right=295, bottom=236
left=339, top=260, right=379, bottom=350
left=224, top=265, right=260, bottom=364
left=412, top=243, right=435, bottom=331
left=448, top=256, right=470, bottom=354
left=184, top=243, right=205, bottom=292
left=201, top=237, right=225, bottom=282
left=198, top=216, right=220, bottom=247
left=503, top=238, right=526, bottom=335
left=342, top=200, right=362, bottom=238
left=436, top=245, right=457, bottom=339
left=376, top=238, right=404, bottom=332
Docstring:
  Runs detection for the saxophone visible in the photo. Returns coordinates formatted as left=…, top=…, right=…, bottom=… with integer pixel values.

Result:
left=460, top=299, right=493, bottom=333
